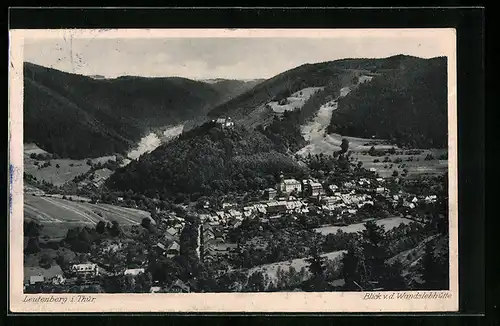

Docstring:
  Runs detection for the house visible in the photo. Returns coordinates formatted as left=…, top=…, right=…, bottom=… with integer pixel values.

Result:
left=264, top=188, right=277, bottom=200
left=30, top=275, right=44, bottom=285
left=212, top=243, right=238, bottom=255
left=154, top=242, right=167, bottom=254
left=228, top=209, right=242, bottom=219
left=117, top=197, right=124, bottom=202
left=321, top=196, right=337, bottom=205
left=328, top=184, right=339, bottom=193
left=279, top=176, right=302, bottom=195
left=222, top=202, right=235, bottom=209
left=51, top=274, right=65, bottom=285
left=376, top=187, right=386, bottom=194
left=203, top=228, right=216, bottom=242
left=424, top=195, right=438, bottom=203
left=169, top=279, right=190, bottom=293
left=411, top=197, right=418, bottom=203
left=124, top=268, right=145, bottom=276
left=369, top=168, right=377, bottom=172
left=70, top=263, right=99, bottom=277
left=165, top=227, right=179, bottom=238
left=304, top=180, right=323, bottom=197
left=214, top=117, right=234, bottom=128
left=166, top=241, right=181, bottom=257
left=343, top=181, right=355, bottom=189
left=150, top=286, right=162, bottom=293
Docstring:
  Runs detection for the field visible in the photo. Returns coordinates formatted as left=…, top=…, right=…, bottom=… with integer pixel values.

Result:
left=352, top=150, right=448, bottom=178
left=295, top=97, right=447, bottom=177
left=247, top=250, right=346, bottom=281
left=23, top=143, right=117, bottom=186
left=24, top=195, right=151, bottom=240
left=313, top=217, right=415, bottom=236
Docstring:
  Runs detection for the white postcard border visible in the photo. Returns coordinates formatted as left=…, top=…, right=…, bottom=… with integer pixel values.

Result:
left=9, top=28, right=458, bottom=313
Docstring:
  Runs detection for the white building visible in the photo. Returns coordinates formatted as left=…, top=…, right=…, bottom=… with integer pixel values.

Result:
left=214, top=117, right=234, bottom=128
left=279, top=178, right=302, bottom=195
left=70, top=263, right=99, bottom=277
left=124, top=268, right=145, bottom=276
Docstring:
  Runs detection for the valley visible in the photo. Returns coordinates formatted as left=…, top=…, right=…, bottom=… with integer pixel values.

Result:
left=21, top=54, right=450, bottom=294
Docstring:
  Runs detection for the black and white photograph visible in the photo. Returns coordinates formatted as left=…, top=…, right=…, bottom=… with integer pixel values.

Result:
left=9, top=28, right=458, bottom=312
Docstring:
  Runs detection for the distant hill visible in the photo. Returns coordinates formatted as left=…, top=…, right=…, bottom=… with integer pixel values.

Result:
left=206, top=55, right=430, bottom=128
left=206, top=55, right=448, bottom=150
left=23, top=63, right=225, bottom=159
left=201, top=78, right=264, bottom=104
left=207, top=62, right=357, bottom=127
left=327, top=56, right=448, bottom=148
left=106, top=122, right=307, bottom=201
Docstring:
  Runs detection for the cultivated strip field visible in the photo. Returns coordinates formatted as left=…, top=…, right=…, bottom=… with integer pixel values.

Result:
left=24, top=195, right=151, bottom=227
left=313, top=217, right=415, bottom=236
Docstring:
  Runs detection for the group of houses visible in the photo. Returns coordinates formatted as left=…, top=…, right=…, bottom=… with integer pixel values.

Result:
left=212, top=117, right=235, bottom=129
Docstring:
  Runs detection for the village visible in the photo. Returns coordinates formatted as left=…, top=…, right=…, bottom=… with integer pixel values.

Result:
left=24, top=160, right=441, bottom=294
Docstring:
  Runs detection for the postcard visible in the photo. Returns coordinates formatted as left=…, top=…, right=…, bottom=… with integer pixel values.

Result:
left=9, top=28, right=458, bottom=313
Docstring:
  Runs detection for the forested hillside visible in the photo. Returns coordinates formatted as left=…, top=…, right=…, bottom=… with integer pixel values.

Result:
left=327, top=56, right=448, bottom=148
left=106, top=122, right=307, bottom=201
left=24, top=63, right=225, bottom=159
left=207, top=63, right=357, bottom=123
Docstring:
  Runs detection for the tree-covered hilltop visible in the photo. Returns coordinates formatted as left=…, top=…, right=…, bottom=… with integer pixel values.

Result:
left=23, top=62, right=225, bottom=159
left=106, top=122, right=307, bottom=201
left=327, top=56, right=448, bottom=148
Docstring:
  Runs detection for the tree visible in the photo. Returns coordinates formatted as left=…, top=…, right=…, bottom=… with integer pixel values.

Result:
left=306, top=246, right=327, bottom=280
left=39, top=253, right=53, bottom=269
left=24, top=220, right=42, bottom=238
left=381, top=260, right=408, bottom=290
left=109, top=220, right=121, bottom=237
left=141, top=217, right=152, bottom=231
left=246, top=271, right=266, bottom=292
left=392, top=170, right=399, bottom=177
left=340, top=138, right=349, bottom=154
left=95, top=221, right=106, bottom=234
left=55, top=164, right=60, bottom=168
left=419, top=241, right=449, bottom=290
left=361, top=221, right=389, bottom=288
left=25, top=236, right=41, bottom=254
left=342, top=243, right=367, bottom=291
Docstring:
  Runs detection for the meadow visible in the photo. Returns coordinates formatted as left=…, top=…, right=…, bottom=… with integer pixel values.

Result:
left=313, top=217, right=415, bottom=236
left=23, top=143, right=117, bottom=186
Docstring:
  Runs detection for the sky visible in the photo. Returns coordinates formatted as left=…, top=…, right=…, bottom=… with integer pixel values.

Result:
left=23, top=32, right=450, bottom=80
